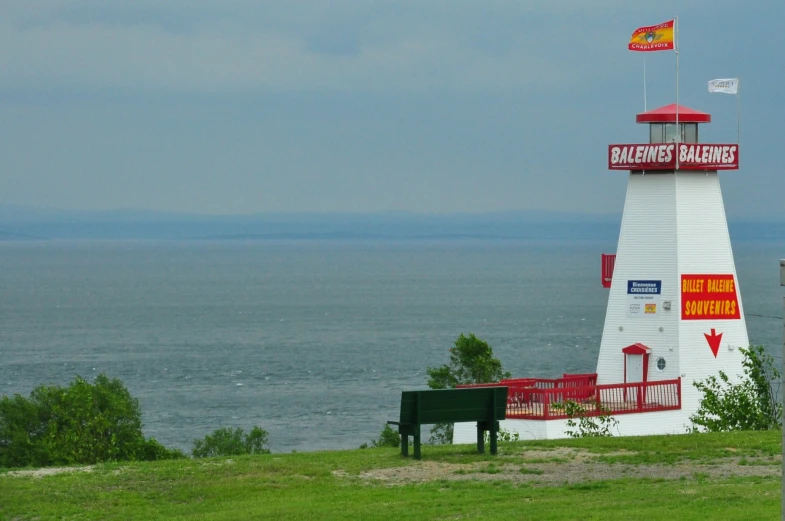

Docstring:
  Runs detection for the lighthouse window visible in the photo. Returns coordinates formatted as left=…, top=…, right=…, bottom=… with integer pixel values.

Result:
left=649, top=123, right=664, bottom=143
left=664, top=124, right=679, bottom=143
left=656, top=357, right=666, bottom=371
left=658, top=123, right=698, bottom=144
left=682, top=123, right=698, bottom=143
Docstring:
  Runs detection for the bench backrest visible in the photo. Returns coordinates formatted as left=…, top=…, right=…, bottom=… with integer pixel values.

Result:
left=398, top=387, right=508, bottom=425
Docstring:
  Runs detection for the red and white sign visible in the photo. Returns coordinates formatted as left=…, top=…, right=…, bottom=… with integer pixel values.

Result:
left=608, top=144, right=739, bottom=170
left=681, top=274, right=740, bottom=320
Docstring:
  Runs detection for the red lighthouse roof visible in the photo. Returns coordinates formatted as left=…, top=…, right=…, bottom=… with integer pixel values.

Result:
left=636, top=104, right=711, bottom=124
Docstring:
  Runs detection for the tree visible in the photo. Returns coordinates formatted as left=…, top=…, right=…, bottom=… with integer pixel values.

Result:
left=192, top=426, right=271, bottom=458
left=0, top=374, right=183, bottom=468
left=427, top=334, right=510, bottom=390
left=425, top=333, right=510, bottom=444
left=690, top=346, right=782, bottom=432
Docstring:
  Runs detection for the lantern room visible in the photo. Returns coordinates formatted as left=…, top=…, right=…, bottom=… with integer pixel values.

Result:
left=636, top=103, right=711, bottom=144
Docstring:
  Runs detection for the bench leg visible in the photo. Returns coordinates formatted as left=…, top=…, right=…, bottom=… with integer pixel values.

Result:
left=490, top=420, right=498, bottom=456
left=476, top=423, right=485, bottom=454
left=413, top=427, right=421, bottom=460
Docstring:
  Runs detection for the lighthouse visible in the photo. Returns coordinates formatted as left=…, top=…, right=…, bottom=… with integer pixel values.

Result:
left=597, top=103, right=748, bottom=434
left=453, top=103, right=746, bottom=442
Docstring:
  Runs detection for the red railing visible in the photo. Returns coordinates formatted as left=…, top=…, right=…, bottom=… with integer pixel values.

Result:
left=460, top=376, right=681, bottom=420
left=601, top=253, right=616, bottom=288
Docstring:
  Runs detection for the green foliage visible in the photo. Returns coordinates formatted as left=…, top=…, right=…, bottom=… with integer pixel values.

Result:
left=556, top=399, right=619, bottom=438
left=372, top=424, right=401, bottom=448
left=192, top=426, right=271, bottom=458
left=426, top=333, right=510, bottom=445
left=483, top=425, right=520, bottom=444
left=0, top=374, right=183, bottom=468
left=426, top=333, right=511, bottom=390
left=427, top=423, right=454, bottom=446
left=361, top=424, right=401, bottom=449
left=690, top=345, right=782, bottom=432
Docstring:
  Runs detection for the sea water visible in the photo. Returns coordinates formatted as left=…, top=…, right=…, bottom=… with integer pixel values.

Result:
left=1, top=239, right=782, bottom=452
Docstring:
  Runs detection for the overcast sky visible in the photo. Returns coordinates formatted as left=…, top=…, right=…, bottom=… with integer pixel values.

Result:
left=1, top=1, right=783, bottom=218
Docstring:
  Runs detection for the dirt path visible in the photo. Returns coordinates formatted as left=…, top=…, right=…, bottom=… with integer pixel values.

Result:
left=350, top=448, right=781, bottom=487
left=4, top=465, right=95, bottom=478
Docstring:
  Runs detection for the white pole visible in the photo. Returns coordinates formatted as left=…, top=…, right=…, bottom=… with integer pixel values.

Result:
left=644, top=56, right=648, bottom=111
left=737, top=78, right=741, bottom=145
left=780, top=258, right=784, bottom=521
left=675, top=16, right=680, bottom=170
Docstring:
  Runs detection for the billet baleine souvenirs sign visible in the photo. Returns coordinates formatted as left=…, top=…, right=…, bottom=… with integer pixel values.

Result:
left=608, top=143, right=739, bottom=170
left=681, top=274, right=740, bottom=320
left=626, top=280, right=661, bottom=318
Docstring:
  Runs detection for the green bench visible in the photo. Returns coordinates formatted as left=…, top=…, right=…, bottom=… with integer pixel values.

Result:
left=387, top=386, right=508, bottom=459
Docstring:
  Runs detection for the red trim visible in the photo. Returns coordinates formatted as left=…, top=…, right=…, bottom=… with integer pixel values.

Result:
left=636, top=104, right=711, bottom=124
left=622, top=343, right=651, bottom=355
left=623, top=344, right=651, bottom=403
left=601, top=254, right=616, bottom=288
left=459, top=374, right=682, bottom=420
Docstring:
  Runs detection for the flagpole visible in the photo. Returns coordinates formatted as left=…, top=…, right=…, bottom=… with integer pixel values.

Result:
left=644, top=56, right=648, bottom=111
left=675, top=16, right=680, bottom=170
left=737, top=78, right=741, bottom=145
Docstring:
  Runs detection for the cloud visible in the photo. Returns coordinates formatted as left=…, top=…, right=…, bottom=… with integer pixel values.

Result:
left=0, top=1, right=640, bottom=94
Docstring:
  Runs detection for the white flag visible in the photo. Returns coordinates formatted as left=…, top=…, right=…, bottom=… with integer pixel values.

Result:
left=708, top=78, right=739, bottom=94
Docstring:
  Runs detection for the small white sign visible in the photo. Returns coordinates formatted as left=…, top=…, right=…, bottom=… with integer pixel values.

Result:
left=626, top=280, right=661, bottom=318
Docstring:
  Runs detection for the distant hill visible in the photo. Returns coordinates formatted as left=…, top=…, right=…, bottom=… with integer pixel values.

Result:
left=0, top=205, right=619, bottom=224
left=0, top=204, right=781, bottom=242
left=0, top=205, right=620, bottom=241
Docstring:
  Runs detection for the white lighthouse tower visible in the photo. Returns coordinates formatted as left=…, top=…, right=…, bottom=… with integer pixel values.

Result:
left=453, top=103, right=747, bottom=443
left=598, top=103, right=748, bottom=434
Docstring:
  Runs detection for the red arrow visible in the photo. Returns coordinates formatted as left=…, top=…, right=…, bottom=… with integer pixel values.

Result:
left=704, top=329, right=723, bottom=358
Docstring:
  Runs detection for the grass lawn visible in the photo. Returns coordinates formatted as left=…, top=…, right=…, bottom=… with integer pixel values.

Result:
left=1, top=430, right=781, bottom=520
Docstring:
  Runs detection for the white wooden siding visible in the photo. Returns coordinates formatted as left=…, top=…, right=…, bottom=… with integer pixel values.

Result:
left=596, top=173, right=680, bottom=387
left=596, top=170, right=748, bottom=432
left=675, top=172, right=749, bottom=414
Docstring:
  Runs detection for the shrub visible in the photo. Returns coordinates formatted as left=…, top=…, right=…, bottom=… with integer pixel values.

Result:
left=370, top=424, right=401, bottom=448
left=426, top=333, right=510, bottom=444
left=556, top=399, right=619, bottom=438
left=690, top=345, right=782, bottom=432
left=483, top=425, right=520, bottom=444
left=0, top=374, right=182, bottom=468
left=192, top=426, right=271, bottom=458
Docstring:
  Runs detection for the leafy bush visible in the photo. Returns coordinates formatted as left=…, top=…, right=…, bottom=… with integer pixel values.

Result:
left=483, top=425, right=520, bottom=444
left=360, top=424, right=401, bottom=449
left=192, top=426, right=271, bottom=458
left=556, top=399, right=619, bottom=438
left=426, top=333, right=511, bottom=444
left=690, top=346, right=782, bottom=432
left=372, top=424, right=401, bottom=448
left=0, top=374, right=183, bottom=468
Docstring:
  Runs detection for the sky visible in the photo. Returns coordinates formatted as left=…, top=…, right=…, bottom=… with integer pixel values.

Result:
left=1, top=1, right=783, bottom=218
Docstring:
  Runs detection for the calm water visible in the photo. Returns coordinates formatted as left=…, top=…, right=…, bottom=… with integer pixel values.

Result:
left=1, top=239, right=782, bottom=453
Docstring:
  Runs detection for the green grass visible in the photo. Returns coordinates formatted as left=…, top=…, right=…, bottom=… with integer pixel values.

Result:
left=0, top=430, right=781, bottom=521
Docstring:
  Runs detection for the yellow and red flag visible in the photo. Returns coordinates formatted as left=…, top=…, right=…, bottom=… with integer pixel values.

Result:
left=628, top=20, right=675, bottom=52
